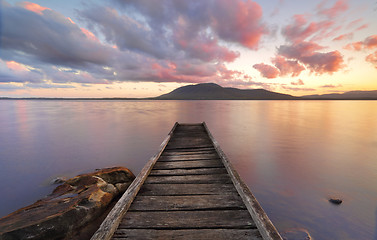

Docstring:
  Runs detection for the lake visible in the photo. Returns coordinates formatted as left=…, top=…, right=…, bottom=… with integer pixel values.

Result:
left=1, top=100, right=376, bottom=239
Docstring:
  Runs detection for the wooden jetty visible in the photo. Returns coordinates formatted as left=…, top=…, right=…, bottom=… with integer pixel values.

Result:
left=91, top=123, right=282, bottom=240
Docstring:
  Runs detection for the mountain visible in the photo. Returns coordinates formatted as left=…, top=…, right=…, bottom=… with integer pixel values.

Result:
left=156, top=83, right=299, bottom=100
left=303, top=90, right=377, bottom=100
left=3, top=83, right=376, bottom=100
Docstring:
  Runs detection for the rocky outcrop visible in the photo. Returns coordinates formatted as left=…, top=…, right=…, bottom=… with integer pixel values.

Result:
left=0, top=167, right=135, bottom=240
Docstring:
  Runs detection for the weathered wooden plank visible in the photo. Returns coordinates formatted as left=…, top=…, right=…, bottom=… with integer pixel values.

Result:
left=160, top=153, right=218, bottom=158
left=169, top=134, right=209, bottom=138
left=174, top=125, right=205, bottom=131
left=171, top=132, right=207, bottom=136
left=166, top=144, right=214, bottom=150
left=153, top=160, right=223, bottom=169
left=118, top=210, right=257, bottom=229
left=129, top=195, right=246, bottom=211
left=173, top=129, right=206, bottom=132
left=145, top=174, right=232, bottom=184
left=112, top=229, right=263, bottom=240
left=157, top=158, right=221, bottom=163
left=149, top=168, right=227, bottom=176
left=173, top=129, right=206, bottom=133
left=169, top=136, right=208, bottom=140
left=163, top=147, right=215, bottom=153
left=158, top=153, right=219, bottom=161
left=169, top=136, right=208, bottom=139
left=161, top=150, right=216, bottom=156
left=169, top=135, right=208, bottom=138
left=167, top=139, right=212, bottom=144
left=138, top=183, right=238, bottom=196
left=165, top=145, right=214, bottom=150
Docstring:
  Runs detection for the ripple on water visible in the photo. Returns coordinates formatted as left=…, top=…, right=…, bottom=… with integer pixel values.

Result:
left=281, top=228, right=312, bottom=240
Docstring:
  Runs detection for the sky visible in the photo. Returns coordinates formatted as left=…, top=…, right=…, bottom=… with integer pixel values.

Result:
left=0, top=0, right=376, bottom=98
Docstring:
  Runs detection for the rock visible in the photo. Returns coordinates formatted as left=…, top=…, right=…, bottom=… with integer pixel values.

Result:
left=0, top=167, right=135, bottom=240
left=281, top=228, right=312, bottom=240
left=329, top=198, right=343, bottom=205
left=115, top=183, right=130, bottom=193
left=51, top=177, right=66, bottom=184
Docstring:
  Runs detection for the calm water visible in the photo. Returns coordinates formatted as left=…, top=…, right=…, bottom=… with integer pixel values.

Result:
left=1, top=100, right=377, bottom=239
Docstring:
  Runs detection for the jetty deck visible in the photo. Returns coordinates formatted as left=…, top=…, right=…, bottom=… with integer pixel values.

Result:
left=91, top=123, right=282, bottom=240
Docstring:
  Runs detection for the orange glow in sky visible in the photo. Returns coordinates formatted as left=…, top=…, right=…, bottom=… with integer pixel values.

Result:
left=20, top=2, right=50, bottom=15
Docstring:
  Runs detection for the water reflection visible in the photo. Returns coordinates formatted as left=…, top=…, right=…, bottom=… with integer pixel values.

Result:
left=1, top=100, right=377, bottom=240
left=213, top=101, right=377, bottom=240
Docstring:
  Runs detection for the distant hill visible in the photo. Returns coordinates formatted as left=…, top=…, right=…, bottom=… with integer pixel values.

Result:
left=303, top=90, right=377, bottom=100
left=156, top=83, right=299, bottom=100
left=2, top=83, right=377, bottom=100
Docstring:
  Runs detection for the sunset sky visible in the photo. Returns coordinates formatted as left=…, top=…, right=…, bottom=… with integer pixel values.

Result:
left=1, top=0, right=376, bottom=98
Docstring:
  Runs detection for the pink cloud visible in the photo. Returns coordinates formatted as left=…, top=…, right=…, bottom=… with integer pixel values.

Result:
left=291, top=79, right=305, bottom=86
left=320, top=84, right=342, bottom=88
left=143, top=62, right=203, bottom=83
left=80, top=28, right=100, bottom=42
left=318, top=0, right=348, bottom=18
left=282, top=14, right=315, bottom=43
left=344, top=35, right=377, bottom=51
left=211, top=0, right=266, bottom=50
left=252, top=40, right=345, bottom=79
left=216, top=64, right=253, bottom=83
left=253, top=63, right=280, bottom=79
left=175, top=62, right=217, bottom=78
left=120, top=60, right=253, bottom=85
left=366, top=51, right=377, bottom=68
left=20, top=2, right=50, bottom=15
left=272, top=56, right=305, bottom=77
left=278, top=42, right=345, bottom=75
left=282, top=14, right=336, bottom=43
left=67, top=17, right=75, bottom=24
left=364, top=35, right=377, bottom=49
left=333, top=33, right=353, bottom=41
left=278, top=42, right=325, bottom=58
left=0, top=59, right=42, bottom=83
left=344, top=41, right=363, bottom=51
left=111, top=0, right=267, bottom=51
left=347, top=18, right=362, bottom=29
left=281, top=85, right=315, bottom=91
left=173, top=26, right=240, bottom=62
left=355, top=24, right=368, bottom=31
left=302, top=50, right=344, bottom=74
left=194, top=40, right=240, bottom=62
left=345, top=19, right=368, bottom=32
left=309, top=21, right=339, bottom=42
left=282, top=2, right=355, bottom=44
left=6, top=61, right=29, bottom=72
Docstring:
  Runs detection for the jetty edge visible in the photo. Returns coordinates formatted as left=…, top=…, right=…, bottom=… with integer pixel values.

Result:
left=91, top=122, right=282, bottom=240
